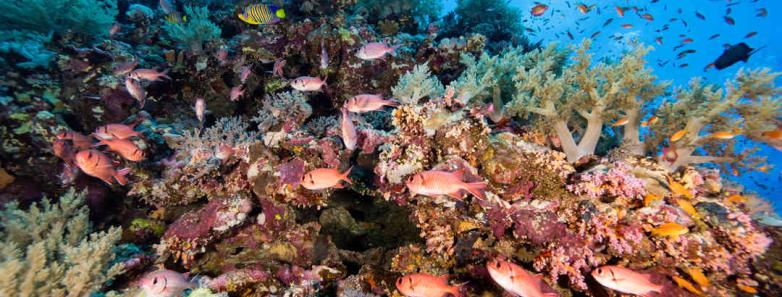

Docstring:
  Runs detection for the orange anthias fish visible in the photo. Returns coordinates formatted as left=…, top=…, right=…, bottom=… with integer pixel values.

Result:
left=622, top=24, right=634, bottom=29
left=761, top=129, right=782, bottom=139
left=726, top=194, right=747, bottom=203
left=576, top=3, right=594, bottom=14
left=395, top=273, right=462, bottom=297
left=487, top=258, right=557, bottom=297
left=592, top=266, right=663, bottom=296
left=74, top=150, right=131, bottom=185
left=708, top=130, right=739, bottom=140
left=406, top=170, right=487, bottom=200
left=667, top=176, right=693, bottom=199
left=344, top=94, right=398, bottom=113
left=676, top=198, right=700, bottom=219
left=301, top=167, right=352, bottom=190
left=138, top=269, right=193, bottom=297
left=672, top=275, right=704, bottom=296
left=56, top=130, right=93, bottom=150
left=651, top=222, right=688, bottom=237
left=640, top=13, right=654, bottom=21
left=737, top=284, right=757, bottom=294
left=531, top=4, right=548, bottom=17
left=94, top=137, right=145, bottom=162
left=643, top=193, right=662, bottom=207
left=686, top=267, right=710, bottom=290
left=615, top=6, right=625, bottom=17
left=641, top=115, right=658, bottom=127
left=94, top=123, right=141, bottom=140
left=612, top=117, right=629, bottom=127
left=670, top=129, right=688, bottom=142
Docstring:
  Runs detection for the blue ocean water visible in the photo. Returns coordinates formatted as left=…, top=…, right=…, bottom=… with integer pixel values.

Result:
left=446, top=0, right=782, bottom=209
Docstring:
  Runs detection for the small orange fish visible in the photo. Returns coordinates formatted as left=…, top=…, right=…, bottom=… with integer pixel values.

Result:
left=667, top=176, right=693, bottom=199
left=301, top=167, right=352, bottom=190
left=737, top=284, right=757, bottom=294
left=531, top=4, right=548, bottom=17
left=94, top=137, right=145, bottom=162
left=670, top=129, right=688, bottom=142
left=654, top=37, right=663, bottom=45
left=576, top=3, right=594, bottom=14
left=640, top=13, right=654, bottom=21
left=703, top=63, right=715, bottom=72
left=406, top=170, right=486, bottom=200
left=686, top=267, right=710, bottom=289
left=615, top=6, right=625, bottom=17
left=708, top=130, right=739, bottom=140
left=672, top=275, right=704, bottom=296
left=592, top=266, right=663, bottom=296
left=676, top=198, right=700, bottom=219
left=726, top=194, right=747, bottom=203
left=761, top=129, right=781, bottom=139
left=681, top=38, right=693, bottom=43
left=643, top=193, right=662, bottom=207
left=396, top=273, right=462, bottom=297
left=74, top=150, right=131, bottom=185
left=651, top=222, right=688, bottom=237
left=641, top=115, right=658, bottom=127
left=745, top=31, right=757, bottom=39
left=612, top=117, right=629, bottom=127
left=622, top=24, right=634, bottom=29
left=487, top=258, right=556, bottom=297
left=94, top=123, right=141, bottom=140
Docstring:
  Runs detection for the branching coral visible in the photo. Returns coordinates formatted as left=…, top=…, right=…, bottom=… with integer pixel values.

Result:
left=649, top=68, right=781, bottom=172
left=0, top=0, right=117, bottom=39
left=0, top=189, right=123, bottom=297
left=506, top=41, right=665, bottom=163
left=447, top=47, right=526, bottom=110
left=162, top=6, right=221, bottom=53
left=391, top=64, right=444, bottom=105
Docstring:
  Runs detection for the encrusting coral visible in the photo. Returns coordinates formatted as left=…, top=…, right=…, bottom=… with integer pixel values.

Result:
left=0, top=189, right=123, bottom=297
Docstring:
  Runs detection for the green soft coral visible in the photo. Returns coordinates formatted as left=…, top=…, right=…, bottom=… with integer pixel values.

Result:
left=162, top=6, right=221, bottom=53
left=392, top=63, right=444, bottom=105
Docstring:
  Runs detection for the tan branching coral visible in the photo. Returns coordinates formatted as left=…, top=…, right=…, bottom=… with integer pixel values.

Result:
left=649, top=69, right=781, bottom=172
left=0, top=189, right=123, bottom=297
left=506, top=40, right=665, bottom=163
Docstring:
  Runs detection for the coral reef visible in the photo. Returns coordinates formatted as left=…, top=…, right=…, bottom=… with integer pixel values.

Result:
left=0, top=1, right=779, bottom=297
left=0, top=0, right=117, bottom=39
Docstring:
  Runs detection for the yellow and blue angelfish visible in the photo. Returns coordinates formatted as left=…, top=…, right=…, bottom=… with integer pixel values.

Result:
left=237, top=4, right=285, bottom=25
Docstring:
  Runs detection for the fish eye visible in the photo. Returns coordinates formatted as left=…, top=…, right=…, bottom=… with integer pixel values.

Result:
left=495, top=261, right=502, bottom=269
left=597, top=268, right=603, bottom=274
left=396, top=278, right=402, bottom=285
left=152, top=277, right=158, bottom=285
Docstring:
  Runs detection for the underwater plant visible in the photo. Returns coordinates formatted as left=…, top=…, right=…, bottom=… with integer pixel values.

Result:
left=162, top=6, right=222, bottom=53
left=0, top=189, right=123, bottom=296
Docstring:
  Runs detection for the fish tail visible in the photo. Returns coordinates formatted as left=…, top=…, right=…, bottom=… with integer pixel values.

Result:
left=463, top=182, right=487, bottom=200
left=114, top=168, right=131, bottom=186
left=160, top=68, right=171, bottom=80
left=389, top=44, right=401, bottom=56
left=385, top=99, right=400, bottom=107
left=341, top=166, right=352, bottom=184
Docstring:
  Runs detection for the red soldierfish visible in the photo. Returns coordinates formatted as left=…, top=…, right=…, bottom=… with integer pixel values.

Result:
left=53, top=139, right=75, bottom=165
left=56, top=131, right=93, bottom=150
left=487, top=258, right=558, bottom=297
left=129, top=69, right=170, bottom=82
left=395, top=273, right=462, bottom=297
left=301, top=167, right=352, bottom=190
left=138, top=269, right=193, bottom=297
left=94, top=123, right=141, bottom=140
left=405, top=170, right=486, bottom=200
left=74, top=150, right=131, bottom=185
left=356, top=42, right=400, bottom=60
left=94, top=137, right=145, bottom=162
left=592, top=265, right=664, bottom=296
left=230, top=86, right=244, bottom=101
left=113, top=60, right=138, bottom=76
left=290, top=76, right=327, bottom=92
left=344, top=94, right=398, bottom=113
left=341, top=108, right=357, bottom=151
left=195, top=97, right=206, bottom=122
left=125, top=77, right=146, bottom=107
left=272, top=59, right=286, bottom=77
left=239, top=65, right=252, bottom=83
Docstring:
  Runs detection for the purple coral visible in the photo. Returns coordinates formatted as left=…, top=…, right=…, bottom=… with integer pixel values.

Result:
left=567, top=162, right=646, bottom=200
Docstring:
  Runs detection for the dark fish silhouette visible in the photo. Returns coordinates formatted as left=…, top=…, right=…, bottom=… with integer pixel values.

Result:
left=714, top=43, right=761, bottom=70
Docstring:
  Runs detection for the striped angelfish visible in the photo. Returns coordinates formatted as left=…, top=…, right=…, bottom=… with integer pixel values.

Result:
left=237, top=4, right=286, bottom=25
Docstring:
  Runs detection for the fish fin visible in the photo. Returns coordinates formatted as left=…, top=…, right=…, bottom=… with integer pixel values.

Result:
left=341, top=166, right=352, bottom=184
left=386, top=99, right=399, bottom=107
left=463, top=182, right=487, bottom=200
left=436, top=274, right=450, bottom=283
left=114, top=168, right=131, bottom=186
left=160, top=69, right=171, bottom=80
left=390, top=44, right=401, bottom=56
